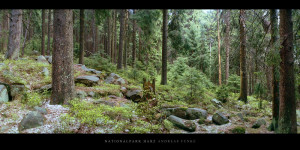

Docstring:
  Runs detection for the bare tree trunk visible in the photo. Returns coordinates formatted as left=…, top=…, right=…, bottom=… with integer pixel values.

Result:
left=5, top=9, right=22, bottom=60
left=132, top=9, right=136, bottom=68
left=123, top=10, right=129, bottom=69
left=225, top=9, right=231, bottom=84
left=47, top=9, right=52, bottom=55
left=113, top=10, right=118, bottom=64
left=92, top=9, right=96, bottom=54
left=238, top=9, right=247, bottom=103
left=1, top=10, right=9, bottom=53
left=278, top=9, right=297, bottom=134
left=117, top=9, right=125, bottom=70
left=268, top=9, right=280, bottom=132
left=111, top=10, right=115, bottom=62
left=79, top=9, right=84, bottom=64
left=161, top=9, right=168, bottom=85
left=51, top=9, right=75, bottom=105
left=21, top=10, right=32, bottom=57
left=107, top=14, right=111, bottom=59
left=217, top=10, right=222, bottom=86
left=41, top=9, right=46, bottom=56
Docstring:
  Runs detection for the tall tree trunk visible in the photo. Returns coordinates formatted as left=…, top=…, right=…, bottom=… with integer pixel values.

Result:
left=217, top=9, right=222, bottom=86
left=107, top=14, right=111, bottom=59
left=278, top=9, right=297, bottom=134
left=95, top=25, right=98, bottom=54
left=114, top=10, right=118, bottom=64
left=51, top=9, right=75, bottom=105
left=21, top=10, right=32, bottom=57
left=79, top=9, right=84, bottom=64
left=111, top=10, right=115, bottom=63
left=268, top=9, right=280, bottom=132
left=225, top=9, right=231, bottom=84
left=138, top=30, right=142, bottom=61
left=132, top=9, right=136, bottom=68
left=41, top=9, right=46, bottom=56
left=161, top=9, right=168, bottom=85
left=47, top=9, right=52, bottom=55
left=1, top=10, right=8, bottom=53
left=117, top=9, right=125, bottom=70
left=238, top=9, right=247, bottom=103
left=123, top=10, right=128, bottom=69
left=5, top=9, right=22, bottom=60
left=92, top=9, right=96, bottom=54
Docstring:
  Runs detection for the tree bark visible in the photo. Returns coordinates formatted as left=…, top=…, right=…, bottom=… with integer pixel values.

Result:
left=132, top=9, right=136, bottom=68
left=113, top=10, right=118, bottom=64
left=41, top=9, right=46, bottom=56
left=107, top=13, right=111, bottom=59
left=238, top=9, right=247, bottom=103
left=217, top=10, right=222, bottom=86
left=161, top=9, right=168, bottom=85
left=111, top=10, right=115, bottom=62
left=51, top=9, right=75, bottom=105
left=47, top=9, right=52, bottom=55
left=79, top=9, right=84, bottom=64
left=117, top=9, right=125, bottom=69
left=268, top=9, right=280, bottom=132
left=123, top=10, right=128, bottom=69
left=225, top=10, right=231, bottom=84
left=278, top=9, right=297, bottom=133
left=5, top=9, right=22, bottom=60
left=1, top=10, right=9, bottom=53
left=21, top=10, right=32, bottom=57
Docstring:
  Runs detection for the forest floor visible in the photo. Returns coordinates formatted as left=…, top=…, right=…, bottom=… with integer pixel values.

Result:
left=0, top=54, right=299, bottom=134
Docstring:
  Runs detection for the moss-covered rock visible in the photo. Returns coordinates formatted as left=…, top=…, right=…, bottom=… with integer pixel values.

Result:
left=231, top=126, right=246, bottom=134
left=251, top=118, right=266, bottom=129
left=167, top=115, right=196, bottom=132
left=212, top=112, right=229, bottom=125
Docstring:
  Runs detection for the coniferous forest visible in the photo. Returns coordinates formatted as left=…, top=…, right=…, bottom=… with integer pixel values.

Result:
left=0, top=9, right=299, bottom=135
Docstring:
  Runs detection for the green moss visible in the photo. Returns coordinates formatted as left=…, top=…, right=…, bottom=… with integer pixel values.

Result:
left=231, top=126, right=246, bottom=134
left=197, top=118, right=205, bottom=124
left=163, top=119, right=174, bottom=131
left=22, top=92, right=43, bottom=108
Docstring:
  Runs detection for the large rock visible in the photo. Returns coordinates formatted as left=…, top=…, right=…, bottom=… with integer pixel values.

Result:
left=36, top=55, right=49, bottom=64
left=125, top=89, right=143, bottom=102
left=75, top=75, right=100, bottom=86
left=0, top=85, right=9, bottom=103
left=19, top=111, right=45, bottom=131
left=10, top=84, right=26, bottom=100
left=167, top=115, right=196, bottom=132
left=163, top=107, right=207, bottom=120
left=104, top=73, right=126, bottom=85
left=251, top=118, right=266, bottom=128
left=211, top=99, right=223, bottom=108
left=186, top=108, right=208, bottom=120
left=212, top=112, right=229, bottom=125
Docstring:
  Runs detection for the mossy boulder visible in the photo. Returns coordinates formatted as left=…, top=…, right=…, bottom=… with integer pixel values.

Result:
left=75, top=75, right=100, bottom=86
left=163, top=107, right=207, bottom=120
left=125, top=89, right=143, bottom=102
left=104, top=73, right=126, bottom=85
left=231, top=126, right=246, bottom=134
left=251, top=118, right=266, bottom=129
left=0, top=84, right=9, bottom=103
left=19, top=111, right=45, bottom=131
left=186, top=108, right=208, bottom=120
left=212, top=112, right=229, bottom=125
left=167, top=115, right=196, bottom=132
